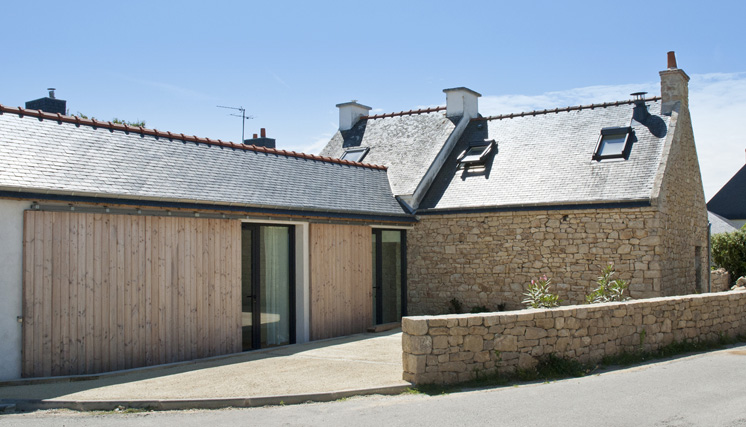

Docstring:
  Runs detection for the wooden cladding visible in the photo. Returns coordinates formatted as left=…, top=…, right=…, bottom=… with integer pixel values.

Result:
left=22, top=211, right=241, bottom=378
left=309, top=224, right=372, bottom=340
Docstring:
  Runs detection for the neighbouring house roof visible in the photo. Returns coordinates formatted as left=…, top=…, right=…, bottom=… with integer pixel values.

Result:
left=319, top=109, right=457, bottom=197
left=707, top=163, right=746, bottom=220
left=416, top=98, right=670, bottom=212
left=708, top=211, right=739, bottom=235
left=0, top=106, right=409, bottom=219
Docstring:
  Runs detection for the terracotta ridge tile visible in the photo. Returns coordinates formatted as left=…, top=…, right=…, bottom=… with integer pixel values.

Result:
left=0, top=103, right=387, bottom=171
left=472, top=96, right=662, bottom=121
left=362, top=106, right=446, bottom=120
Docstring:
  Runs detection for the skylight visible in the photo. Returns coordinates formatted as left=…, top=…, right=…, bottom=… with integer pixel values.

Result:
left=458, top=140, right=494, bottom=168
left=340, top=147, right=369, bottom=163
left=593, top=127, right=632, bottom=161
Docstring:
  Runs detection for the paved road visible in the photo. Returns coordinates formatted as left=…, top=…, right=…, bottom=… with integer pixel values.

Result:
left=3, top=344, right=746, bottom=426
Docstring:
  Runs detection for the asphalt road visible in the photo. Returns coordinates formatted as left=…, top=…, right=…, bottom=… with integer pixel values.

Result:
left=3, top=344, right=746, bottom=427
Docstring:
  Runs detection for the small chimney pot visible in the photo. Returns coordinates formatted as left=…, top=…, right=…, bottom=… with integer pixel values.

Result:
left=260, top=128, right=266, bottom=138
left=667, top=51, right=678, bottom=69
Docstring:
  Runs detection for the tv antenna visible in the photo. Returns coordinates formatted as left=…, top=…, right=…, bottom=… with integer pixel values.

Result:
left=217, top=105, right=253, bottom=143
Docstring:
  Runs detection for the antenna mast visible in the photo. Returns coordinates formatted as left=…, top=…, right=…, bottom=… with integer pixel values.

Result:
left=217, top=105, right=253, bottom=143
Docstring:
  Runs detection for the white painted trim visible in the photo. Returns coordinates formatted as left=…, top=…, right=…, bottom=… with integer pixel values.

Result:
left=0, top=199, right=30, bottom=380
left=408, top=113, right=473, bottom=211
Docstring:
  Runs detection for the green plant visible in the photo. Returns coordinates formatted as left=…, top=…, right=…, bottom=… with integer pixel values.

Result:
left=522, top=275, right=561, bottom=308
left=448, top=298, right=463, bottom=314
left=516, top=354, right=589, bottom=381
left=112, top=117, right=147, bottom=127
left=712, top=226, right=746, bottom=283
left=586, top=264, right=630, bottom=304
left=470, top=305, right=490, bottom=313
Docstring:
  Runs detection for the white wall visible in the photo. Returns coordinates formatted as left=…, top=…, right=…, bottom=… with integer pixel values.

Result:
left=0, top=200, right=28, bottom=380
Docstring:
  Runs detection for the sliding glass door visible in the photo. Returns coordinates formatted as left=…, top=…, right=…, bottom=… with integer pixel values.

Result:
left=241, top=224, right=295, bottom=351
left=372, top=229, right=407, bottom=325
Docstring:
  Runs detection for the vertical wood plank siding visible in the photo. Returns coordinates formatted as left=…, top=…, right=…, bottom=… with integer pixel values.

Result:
left=309, top=224, right=372, bottom=340
left=22, top=211, right=241, bottom=378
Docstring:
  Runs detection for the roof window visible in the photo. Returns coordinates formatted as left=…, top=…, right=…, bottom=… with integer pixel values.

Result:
left=340, top=147, right=369, bottom=163
left=593, top=127, right=633, bottom=161
left=458, top=140, right=495, bottom=168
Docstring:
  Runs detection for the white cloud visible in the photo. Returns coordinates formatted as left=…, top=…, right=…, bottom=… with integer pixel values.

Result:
left=113, top=73, right=215, bottom=101
left=689, top=73, right=746, bottom=200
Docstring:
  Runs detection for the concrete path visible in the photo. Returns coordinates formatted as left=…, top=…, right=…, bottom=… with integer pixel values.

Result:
left=0, top=330, right=409, bottom=411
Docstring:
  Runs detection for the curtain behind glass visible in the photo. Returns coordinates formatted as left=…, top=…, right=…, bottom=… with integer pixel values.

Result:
left=260, top=226, right=290, bottom=346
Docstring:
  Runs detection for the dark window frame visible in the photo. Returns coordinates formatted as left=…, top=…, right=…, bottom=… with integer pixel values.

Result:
left=340, top=147, right=370, bottom=162
left=593, top=127, right=633, bottom=161
left=242, top=223, right=296, bottom=350
left=372, top=228, right=407, bottom=325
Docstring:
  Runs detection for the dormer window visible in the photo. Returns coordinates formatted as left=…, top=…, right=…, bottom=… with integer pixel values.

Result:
left=593, top=127, right=633, bottom=161
left=340, top=147, right=369, bottom=163
left=458, top=140, right=495, bottom=168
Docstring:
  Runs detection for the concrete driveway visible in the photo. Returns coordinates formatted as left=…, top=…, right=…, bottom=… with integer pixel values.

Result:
left=0, top=329, right=409, bottom=411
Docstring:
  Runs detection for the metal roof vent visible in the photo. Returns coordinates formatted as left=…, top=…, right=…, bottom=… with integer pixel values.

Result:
left=631, top=91, right=650, bottom=124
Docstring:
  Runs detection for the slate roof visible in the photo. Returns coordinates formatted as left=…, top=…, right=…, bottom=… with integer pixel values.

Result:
left=707, top=163, right=746, bottom=219
left=0, top=107, right=408, bottom=218
left=708, top=211, right=740, bottom=235
left=418, top=99, right=670, bottom=212
left=319, top=112, right=457, bottom=196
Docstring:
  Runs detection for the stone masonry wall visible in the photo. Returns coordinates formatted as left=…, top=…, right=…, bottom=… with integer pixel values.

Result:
left=402, top=290, right=746, bottom=384
left=653, top=105, right=709, bottom=296
left=408, top=207, right=664, bottom=314
left=711, top=269, right=731, bottom=292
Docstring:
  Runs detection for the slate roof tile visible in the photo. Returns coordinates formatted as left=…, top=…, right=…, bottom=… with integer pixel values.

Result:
left=320, top=112, right=457, bottom=196
left=707, top=163, right=746, bottom=219
left=418, top=100, right=670, bottom=211
left=0, top=111, right=407, bottom=217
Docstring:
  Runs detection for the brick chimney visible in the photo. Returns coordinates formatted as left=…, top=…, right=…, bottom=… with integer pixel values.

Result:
left=243, top=127, right=276, bottom=149
left=443, top=87, right=481, bottom=119
left=659, top=51, right=690, bottom=114
left=25, top=88, right=66, bottom=114
left=336, top=101, right=371, bottom=131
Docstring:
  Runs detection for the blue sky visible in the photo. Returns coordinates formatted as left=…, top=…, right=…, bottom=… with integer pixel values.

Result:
left=4, top=0, right=746, bottom=199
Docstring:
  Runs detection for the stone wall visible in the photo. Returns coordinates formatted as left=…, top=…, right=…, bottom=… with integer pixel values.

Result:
left=408, top=207, right=664, bottom=314
left=711, top=269, right=731, bottom=292
left=402, top=290, right=746, bottom=385
left=653, top=103, right=709, bottom=296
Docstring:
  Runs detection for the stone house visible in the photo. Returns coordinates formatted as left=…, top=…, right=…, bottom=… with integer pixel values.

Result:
left=320, top=51, right=709, bottom=314
left=0, top=51, right=707, bottom=381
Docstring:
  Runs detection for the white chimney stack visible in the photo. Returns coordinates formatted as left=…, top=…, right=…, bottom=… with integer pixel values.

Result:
left=336, top=101, right=371, bottom=131
left=443, top=87, right=481, bottom=119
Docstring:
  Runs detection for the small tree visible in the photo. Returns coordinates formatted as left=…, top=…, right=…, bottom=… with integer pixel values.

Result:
left=523, top=275, right=561, bottom=309
left=586, top=264, right=630, bottom=304
left=712, top=226, right=746, bottom=284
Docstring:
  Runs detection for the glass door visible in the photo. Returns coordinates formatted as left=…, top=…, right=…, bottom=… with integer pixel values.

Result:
left=241, top=224, right=295, bottom=350
left=372, top=229, right=407, bottom=325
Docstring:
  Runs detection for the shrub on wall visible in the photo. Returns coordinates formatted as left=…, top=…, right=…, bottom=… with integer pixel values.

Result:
left=586, top=264, right=630, bottom=303
left=712, top=226, right=746, bottom=283
left=522, top=275, right=561, bottom=308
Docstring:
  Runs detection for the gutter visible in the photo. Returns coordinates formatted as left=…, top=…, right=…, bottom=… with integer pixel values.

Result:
left=415, top=199, right=653, bottom=215
left=0, top=190, right=416, bottom=224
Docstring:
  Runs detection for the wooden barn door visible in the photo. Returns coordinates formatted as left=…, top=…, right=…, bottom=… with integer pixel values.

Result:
left=21, top=210, right=241, bottom=378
